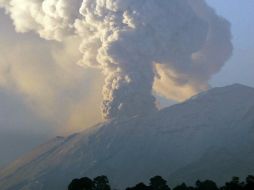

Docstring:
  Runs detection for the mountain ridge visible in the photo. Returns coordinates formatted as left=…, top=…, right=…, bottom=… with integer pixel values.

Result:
left=0, top=84, right=254, bottom=190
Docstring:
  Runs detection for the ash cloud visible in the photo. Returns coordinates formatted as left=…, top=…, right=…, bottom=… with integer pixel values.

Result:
left=0, top=0, right=232, bottom=119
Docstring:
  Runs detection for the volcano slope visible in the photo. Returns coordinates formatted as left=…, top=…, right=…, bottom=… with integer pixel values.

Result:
left=0, top=84, right=254, bottom=190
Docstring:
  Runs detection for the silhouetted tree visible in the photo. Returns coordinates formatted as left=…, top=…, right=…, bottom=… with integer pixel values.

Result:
left=173, top=183, right=189, bottom=190
left=149, top=176, right=171, bottom=190
left=244, top=175, right=254, bottom=190
left=94, top=176, right=111, bottom=190
left=68, top=177, right=95, bottom=190
left=221, top=177, right=244, bottom=190
left=126, top=183, right=151, bottom=190
left=68, top=174, right=254, bottom=190
left=195, top=180, right=218, bottom=190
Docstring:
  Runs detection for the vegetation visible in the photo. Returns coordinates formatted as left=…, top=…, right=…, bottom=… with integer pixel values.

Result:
left=68, top=175, right=254, bottom=190
left=68, top=175, right=110, bottom=190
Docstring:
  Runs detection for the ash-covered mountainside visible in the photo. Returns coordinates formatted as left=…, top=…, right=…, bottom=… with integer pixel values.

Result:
left=0, top=84, right=254, bottom=190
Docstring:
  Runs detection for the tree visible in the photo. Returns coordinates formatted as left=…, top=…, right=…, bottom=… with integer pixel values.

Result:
left=94, top=175, right=111, bottom=190
left=149, top=176, right=171, bottom=190
left=126, top=183, right=151, bottom=190
left=173, top=183, right=193, bottom=190
left=68, top=177, right=95, bottom=190
left=67, top=174, right=254, bottom=190
left=195, top=180, right=218, bottom=190
left=244, top=175, right=254, bottom=190
left=221, top=177, right=244, bottom=190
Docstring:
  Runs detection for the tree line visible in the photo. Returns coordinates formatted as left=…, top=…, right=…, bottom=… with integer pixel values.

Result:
left=68, top=175, right=254, bottom=190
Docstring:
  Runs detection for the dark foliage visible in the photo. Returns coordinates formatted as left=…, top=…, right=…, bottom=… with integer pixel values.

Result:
left=149, top=176, right=171, bottom=190
left=68, top=176, right=111, bottom=190
left=126, top=183, right=150, bottom=190
left=68, top=175, right=254, bottom=190
left=94, top=175, right=111, bottom=190
left=68, top=177, right=94, bottom=190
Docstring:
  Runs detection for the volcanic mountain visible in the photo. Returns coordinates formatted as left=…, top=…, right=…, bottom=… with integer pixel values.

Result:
left=0, top=84, right=254, bottom=190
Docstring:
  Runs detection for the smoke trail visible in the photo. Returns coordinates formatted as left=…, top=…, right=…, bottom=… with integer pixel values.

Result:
left=0, top=0, right=232, bottom=119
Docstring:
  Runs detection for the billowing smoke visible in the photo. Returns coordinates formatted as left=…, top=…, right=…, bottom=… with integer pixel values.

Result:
left=0, top=0, right=232, bottom=119
left=154, top=0, right=233, bottom=101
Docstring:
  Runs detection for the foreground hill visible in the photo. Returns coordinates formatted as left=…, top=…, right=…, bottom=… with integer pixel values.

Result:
left=0, top=84, right=254, bottom=190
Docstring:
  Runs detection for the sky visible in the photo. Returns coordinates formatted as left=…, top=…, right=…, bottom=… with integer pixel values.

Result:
left=0, top=0, right=253, bottom=167
left=207, top=0, right=254, bottom=87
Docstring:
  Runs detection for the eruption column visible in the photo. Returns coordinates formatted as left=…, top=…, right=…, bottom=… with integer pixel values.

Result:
left=0, top=0, right=232, bottom=120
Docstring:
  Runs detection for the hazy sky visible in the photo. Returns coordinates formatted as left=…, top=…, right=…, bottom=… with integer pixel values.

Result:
left=0, top=0, right=253, bottom=167
left=207, top=0, right=254, bottom=87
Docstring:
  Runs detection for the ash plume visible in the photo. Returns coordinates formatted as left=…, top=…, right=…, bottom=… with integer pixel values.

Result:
left=0, top=0, right=232, bottom=119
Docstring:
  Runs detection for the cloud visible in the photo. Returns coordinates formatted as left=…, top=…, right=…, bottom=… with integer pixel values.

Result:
left=0, top=11, right=103, bottom=132
left=0, top=0, right=232, bottom=120
left=153, top=0, right=233, bottom=101
left=0, top=0, right=82, bottom=40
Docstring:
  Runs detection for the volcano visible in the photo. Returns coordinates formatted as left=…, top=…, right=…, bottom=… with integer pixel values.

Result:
left=0, top=84, right=254, bottom=190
